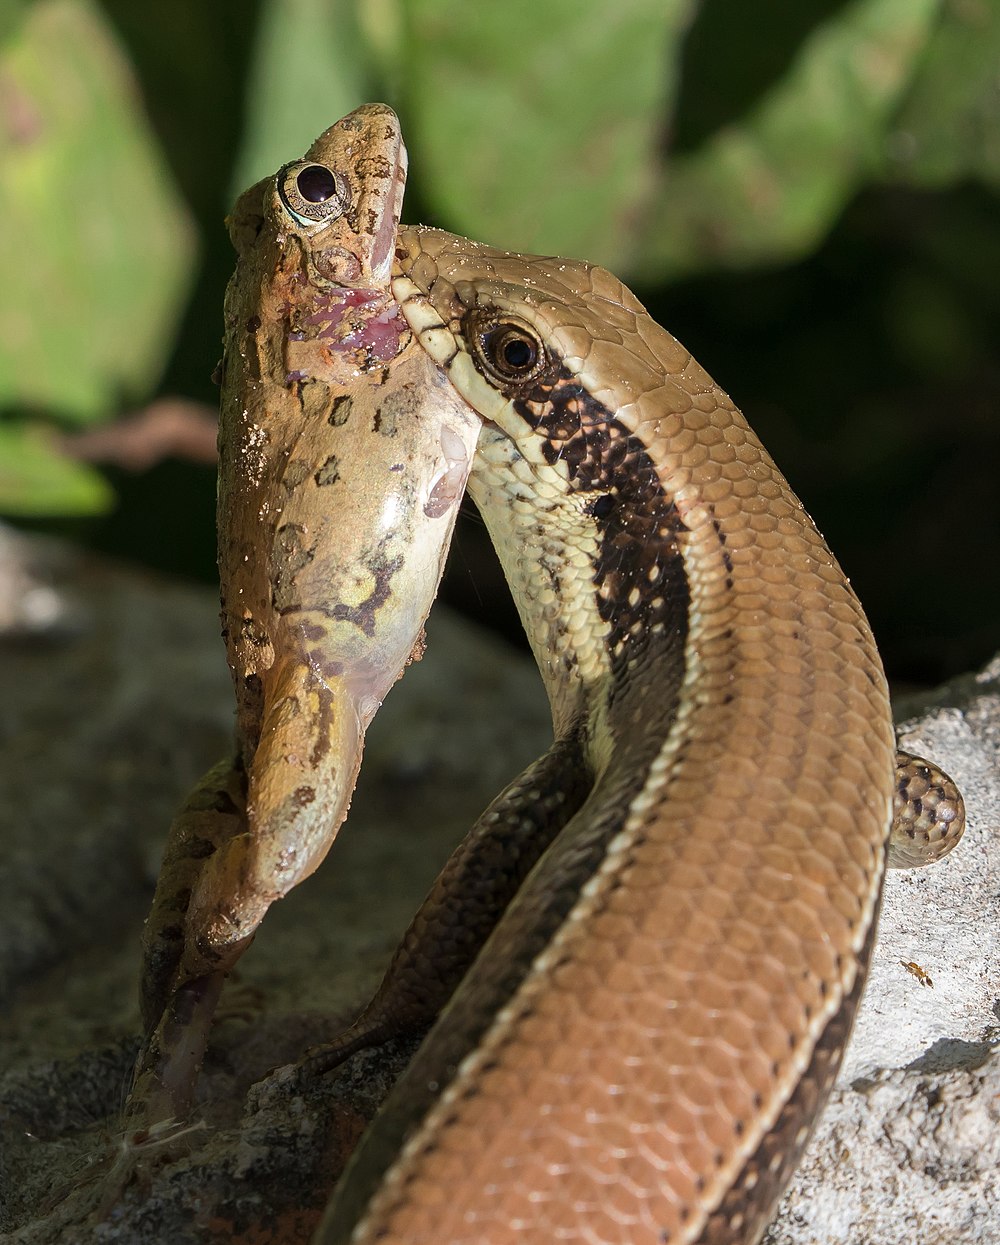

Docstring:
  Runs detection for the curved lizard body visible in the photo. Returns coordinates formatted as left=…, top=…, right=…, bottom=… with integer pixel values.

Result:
left=129, top=108, right=480, bottom=1125
left=310, top=227, right=964, bottom=1244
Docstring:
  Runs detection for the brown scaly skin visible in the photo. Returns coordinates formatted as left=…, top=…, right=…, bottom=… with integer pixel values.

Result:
left=126, top=107, right=481, bottom=1133
left=304, top=227, right=965, bottom=1245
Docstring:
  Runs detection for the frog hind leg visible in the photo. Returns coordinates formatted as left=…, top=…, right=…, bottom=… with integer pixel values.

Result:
left=90, top=757, right=247, bottom=1217
left=130, top=656, right=365, bottom=1126
left=122, top=754, right=248, bottom=1133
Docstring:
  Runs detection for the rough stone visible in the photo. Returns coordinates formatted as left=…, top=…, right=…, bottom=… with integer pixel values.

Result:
left=0, top=529, right=996, bottom=1243
left=763, top=660, right=1000, bottom=1245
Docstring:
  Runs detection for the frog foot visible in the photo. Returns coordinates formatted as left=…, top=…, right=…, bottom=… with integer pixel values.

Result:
left=78, top=1115, right=208, bottom=1224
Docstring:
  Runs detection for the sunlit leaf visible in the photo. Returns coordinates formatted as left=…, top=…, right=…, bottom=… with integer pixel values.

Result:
left=0, top=422, right=113, bottom=515
left=230, top=0, right=371, bottom=198
left=888, top=0, right=1000, bottom=188
left=0, top=0, right=196, bottom=425
left=402, top=0, right=695, bottom=272
left=643, top=0, right=940, bottom=277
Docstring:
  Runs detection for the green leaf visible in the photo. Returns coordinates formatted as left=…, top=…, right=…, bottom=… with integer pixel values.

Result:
left=229, top=0, right=371, bottom=199
left=644, top=0, right=941, bottom=278
left=0, top=423, right=113, bottom=515
left=402, top=0, right=695, bottom=272
left=0, top=1, right=27, bottom=43
left=887, top=0, right=1000, bottom=188
left=0, top=0, right=196, bottom=425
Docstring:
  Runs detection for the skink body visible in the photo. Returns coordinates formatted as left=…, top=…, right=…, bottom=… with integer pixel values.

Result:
left=314, top=228, right=900, bottom=1244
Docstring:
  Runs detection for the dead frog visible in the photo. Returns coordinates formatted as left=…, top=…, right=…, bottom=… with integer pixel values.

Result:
left=127, top=104, right=480, bottom=1136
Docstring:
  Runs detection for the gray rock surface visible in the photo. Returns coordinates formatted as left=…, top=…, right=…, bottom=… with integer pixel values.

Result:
left=764, top=665, right=1000, bottom=1245
left=0, top=529, right=996, bottom=1243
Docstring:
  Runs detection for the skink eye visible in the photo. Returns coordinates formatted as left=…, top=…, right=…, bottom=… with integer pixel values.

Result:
left=472, top=317, right=547, bottom=385
left=277, top=161, right=350, bottom=226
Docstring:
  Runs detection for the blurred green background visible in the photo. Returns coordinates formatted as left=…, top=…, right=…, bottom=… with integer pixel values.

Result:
left=1, top=0, right=997, bottom=684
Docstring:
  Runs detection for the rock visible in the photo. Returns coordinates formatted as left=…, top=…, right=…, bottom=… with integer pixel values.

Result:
left=0, top=529, right=548, bottom=1243
left=763, top=660, right=1000, bottom=1245
left=0, top=530, right=996, bottom=1243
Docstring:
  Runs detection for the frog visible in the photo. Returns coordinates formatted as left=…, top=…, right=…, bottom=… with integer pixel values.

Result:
left=127, top=103, right=481, bottom=1131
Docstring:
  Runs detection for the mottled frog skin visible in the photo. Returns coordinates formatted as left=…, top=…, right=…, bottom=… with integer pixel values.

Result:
left=129, top=105, right=480, bottom=1125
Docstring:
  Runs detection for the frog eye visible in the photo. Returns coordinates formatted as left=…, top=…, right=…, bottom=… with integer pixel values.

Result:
left=277, top=161, right=350, bottom=226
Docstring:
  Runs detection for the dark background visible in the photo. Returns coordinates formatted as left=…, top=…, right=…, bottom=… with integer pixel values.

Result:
left=11, top=0, right=999, bottom=686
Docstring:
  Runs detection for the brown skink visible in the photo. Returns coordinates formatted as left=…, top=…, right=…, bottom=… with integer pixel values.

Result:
left=308, top=225, right=964, bottom=1244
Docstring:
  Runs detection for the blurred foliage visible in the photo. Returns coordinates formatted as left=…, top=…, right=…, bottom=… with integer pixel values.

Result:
left=1, top=0, right=997, bottom=679
left=0, top=0, right=194, bottom=511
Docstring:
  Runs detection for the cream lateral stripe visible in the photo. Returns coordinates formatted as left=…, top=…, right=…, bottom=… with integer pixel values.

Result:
left=615, top=425, right=889, bottom=1233
left=608, top=398, right=893, bottom=978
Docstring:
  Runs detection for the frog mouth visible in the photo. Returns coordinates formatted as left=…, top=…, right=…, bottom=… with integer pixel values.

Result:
left=296, top=288, right=408, bottom=367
